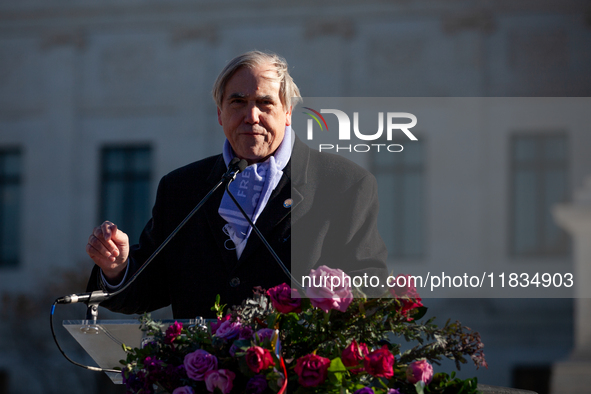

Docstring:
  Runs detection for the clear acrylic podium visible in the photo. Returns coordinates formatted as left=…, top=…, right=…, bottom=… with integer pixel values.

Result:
left=63, top=319, right=205, bottom=384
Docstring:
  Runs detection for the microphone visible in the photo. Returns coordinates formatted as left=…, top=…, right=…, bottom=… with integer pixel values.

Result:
left=224, top=157, right=248, bottom=181
left=55, top=290, right=109, bottom=305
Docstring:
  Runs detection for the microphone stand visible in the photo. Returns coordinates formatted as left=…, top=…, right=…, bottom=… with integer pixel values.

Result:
left=224, top=181, right=304, bottom=292
left=51, top=158, right=247, bottom=372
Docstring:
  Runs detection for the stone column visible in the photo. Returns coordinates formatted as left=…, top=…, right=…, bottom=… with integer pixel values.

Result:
left=551, top=177, right=591, bottom=393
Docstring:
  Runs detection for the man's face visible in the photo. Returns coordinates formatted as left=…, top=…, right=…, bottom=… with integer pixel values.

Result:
left=217, top=63, right=292, bottom=164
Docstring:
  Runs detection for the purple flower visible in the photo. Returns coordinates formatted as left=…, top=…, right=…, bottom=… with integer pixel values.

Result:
left=214, top=320, right=242, bottom=340
left=183, top=349, right=218, bottom=381
left=388, top=389, right=402, bottom=394
left=255, top=328, right=275, bottom=343
left=354, top=388, right=374, bottom=394
left=239, top=325, right=254, bottom=340
left=144, top=356, right=164, bottom=372
left=255, top=328, right=281, bottom=354
left=143, top=356, right=165, bottom=384
left=122, top=369, right=152, bottom=394
left=159, top=364, right=187, bottom=392
left=245, top=374, right=268, bottom=394
left=165, top=321, right=183, bottom=345
left=172, top=386, right=195, bottom=394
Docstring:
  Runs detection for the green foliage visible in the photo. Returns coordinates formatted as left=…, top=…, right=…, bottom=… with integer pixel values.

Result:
left=120, top=287, right=486, bottom=394
left=425, top=372, right=480, bottom=394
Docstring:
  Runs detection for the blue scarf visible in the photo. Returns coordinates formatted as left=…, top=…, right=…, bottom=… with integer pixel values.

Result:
left=218, top=126, right=292, bottom=258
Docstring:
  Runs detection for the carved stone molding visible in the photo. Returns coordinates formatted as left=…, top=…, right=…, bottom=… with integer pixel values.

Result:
left=442, top=11, right=495, bottom=34
left=304, top=19, right=355, bottom=40
left=40, top=30, right=86, bottom=50
left=171, top=25, right=218, bottom=44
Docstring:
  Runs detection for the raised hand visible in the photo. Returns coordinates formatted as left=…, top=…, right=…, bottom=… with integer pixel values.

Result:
left=86, top=221, right=130, bottom=283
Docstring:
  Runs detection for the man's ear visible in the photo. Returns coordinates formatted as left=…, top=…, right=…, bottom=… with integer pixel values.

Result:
left=285, top=106, right=292, bottom=126
left=217, top=107, right=223, bottom=126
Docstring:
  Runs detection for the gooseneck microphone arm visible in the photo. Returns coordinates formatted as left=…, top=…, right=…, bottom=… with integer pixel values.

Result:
left=54, top=157, right=247, bottom=307
left=224, top=178, right=304, bottom=292
left=51, top=157, right=248, bottom=373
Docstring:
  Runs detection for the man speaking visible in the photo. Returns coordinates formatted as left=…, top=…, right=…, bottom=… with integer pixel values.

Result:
left=86, top=51, right=387, bottom=318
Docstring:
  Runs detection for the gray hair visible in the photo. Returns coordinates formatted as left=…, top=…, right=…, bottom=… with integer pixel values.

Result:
left=212, top=50, right=301, bottom=110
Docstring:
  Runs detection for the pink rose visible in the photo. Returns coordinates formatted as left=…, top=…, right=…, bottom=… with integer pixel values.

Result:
left=389, top=274, right=423, bottom=320
left=210, top=315, right=230, bottom=334
left=183, top=349, right=218, bottom=381
left=172, top=386, right=195, bottom=394
left=267, top=283, right=302, bottom=314
left=364, top=346, right=395, bottom=378
left=341, top=340, right=369, bottom=373
left=305, top=265, right=353, bottom=313
left=294, top=353, right=331, bottom=387
left=214, top=320, right=241, bottom=340
left=406, top=359, right=433, bottom=384
left=245, top=346, right=275, bottom=373
left=204, top=369, right=235, bottom=394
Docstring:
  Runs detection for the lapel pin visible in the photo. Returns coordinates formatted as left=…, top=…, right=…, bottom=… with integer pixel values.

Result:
left=283, top=198, right=292, bottom=208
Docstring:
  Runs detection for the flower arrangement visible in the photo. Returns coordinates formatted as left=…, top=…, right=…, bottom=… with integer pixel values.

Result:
left=120, top=266, right=487, bottom=394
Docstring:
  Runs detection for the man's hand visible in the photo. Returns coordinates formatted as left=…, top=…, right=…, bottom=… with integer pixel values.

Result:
left=86, top=221, right=130, bottom=283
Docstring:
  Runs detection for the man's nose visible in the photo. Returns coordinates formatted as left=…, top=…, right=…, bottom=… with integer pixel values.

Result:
left=244, top=103, right=260, bottom=124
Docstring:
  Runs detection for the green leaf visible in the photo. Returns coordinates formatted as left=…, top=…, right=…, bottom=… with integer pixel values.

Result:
left=415, top=381, right=426, bottom=394
left=327, top=357, right=348, bottom=384
left=412, top=306, right=428, bottom=321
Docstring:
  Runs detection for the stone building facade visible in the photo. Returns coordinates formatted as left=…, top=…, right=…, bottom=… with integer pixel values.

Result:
left=1, top=1, right=590, bottom=393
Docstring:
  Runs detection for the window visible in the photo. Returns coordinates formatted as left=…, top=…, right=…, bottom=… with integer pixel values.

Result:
left=510, top=133, right=569, bottom=256
left=100, top=146, right=152, bottom=245
left=371, top=141, right=425, bottom=258
left=0, top=149, right=22, bottom=268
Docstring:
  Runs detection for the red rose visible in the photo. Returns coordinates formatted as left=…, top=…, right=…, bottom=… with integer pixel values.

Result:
left=267, top=283, right=302, bottom=314
left=341, top=340, right=369, bottom=373
left=294, top=354, right=331, bottom=387
left=389, top=274, right=423, bottom=320
left=245, top=346, right=275, bottom=373
left=364, top=346, right=395, bottom=378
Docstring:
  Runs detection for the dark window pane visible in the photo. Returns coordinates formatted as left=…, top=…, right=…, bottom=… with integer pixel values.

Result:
left=372, top=141, right=424, bottom=258
left=510, top=133, right=568, bottom=256
left=514, top=138, right=536, bottom=163
left=0, top=149, right=21, bottom=268
left=100, top=146, right=152, bottom=245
